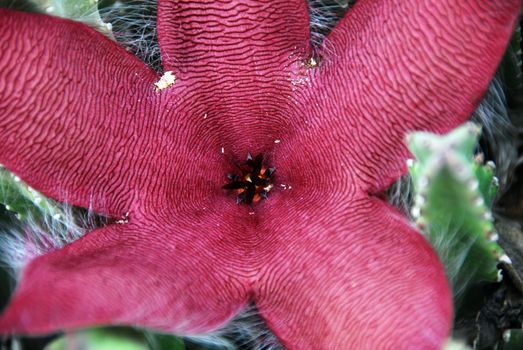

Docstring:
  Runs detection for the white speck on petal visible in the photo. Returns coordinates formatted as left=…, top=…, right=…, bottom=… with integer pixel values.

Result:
left=221, top=147, right=225, bottom=154
left=306, top=57, right=318, bottom=68
left=274, top=140, right=281, bottom=144
left=116, top=212, right=130, bottom=224
left=154, top=71, right=176, bottom=91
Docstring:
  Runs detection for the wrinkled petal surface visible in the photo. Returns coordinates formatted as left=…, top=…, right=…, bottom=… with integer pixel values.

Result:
left=255, top=195, right=451, bottom=349
left=0, top=221, right=248, bottom=335
left=0, top=0, right=520, bottom=349
left=300, top=0, right=521, bottom=193
left=0, top=10, right=160, bottom=216
left=156, top=0, right=311, bottom=156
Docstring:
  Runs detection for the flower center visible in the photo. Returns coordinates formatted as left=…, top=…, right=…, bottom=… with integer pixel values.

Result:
left=222, top=153, right=275, bottom=205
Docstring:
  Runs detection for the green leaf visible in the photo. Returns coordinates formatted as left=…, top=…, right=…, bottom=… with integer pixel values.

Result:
left=29, top=0, right=114, bottom=39
left=144, top=331, right=185, bottom=350
left=45, top=328, right=186, bottom=350
left=442, top=338, right=471, bottom=350
left=0, top=166, right=60, bottom=221
left=46, top=329, right=149, bottom=350
left=503, top=329, right=523, bottom=350
left=407, top=123, right=506, bottom=299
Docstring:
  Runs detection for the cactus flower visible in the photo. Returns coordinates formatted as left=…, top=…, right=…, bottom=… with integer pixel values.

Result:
left=0, top=1, right=519, bottom=349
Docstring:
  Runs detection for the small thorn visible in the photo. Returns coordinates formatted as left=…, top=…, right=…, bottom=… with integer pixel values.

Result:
left=414, top=194, right=426, bottom=206
left=418, top=176, right=429, bottom=188
left=474, top=196, right=484, bottom=207
left=503, top=330, right=511, bottom=343
left=466, top=122, right=481, bottom=136
left=468, top=179, right=479, bottom=191
left=411, top=206, right=421, bottom=218
left=483, top=211, right=493, bottom=221
left=488, top=232, right=499, bottom=242
left=499, top=254, right=512, bottom=264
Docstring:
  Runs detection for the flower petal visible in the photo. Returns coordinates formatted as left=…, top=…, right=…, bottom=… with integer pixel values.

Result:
left=0, top=10, right=160, bottom=216
left=0, top=222, right=248, bottom=335
left=157, top=0, right=311, bottom=72
left=255, top=196, right=451, bottom=349
left=305, top=0, right=520, bottom=193
left=156, top=0, right=311, bottom=156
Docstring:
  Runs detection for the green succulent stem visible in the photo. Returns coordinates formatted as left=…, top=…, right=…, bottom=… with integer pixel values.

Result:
left=407, top=123, right=507, bottom=303
left=29, top=0, right=115, bottom=39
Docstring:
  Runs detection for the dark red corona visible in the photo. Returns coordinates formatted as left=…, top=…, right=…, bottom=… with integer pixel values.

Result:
left=222, top=153, right=274, bottom=204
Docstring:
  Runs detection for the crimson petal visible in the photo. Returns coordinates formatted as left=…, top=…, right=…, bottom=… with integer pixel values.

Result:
left=0, top=1, right=519, bottom=348
left=255, top=195, right=451, bottom=349
left=156, top=0, right=312, bottom=156
left=0, top=10, right=159, bottom=216
left=0, top=221, right=249, bottom=335
left=302, top=0, right=520, bottom=193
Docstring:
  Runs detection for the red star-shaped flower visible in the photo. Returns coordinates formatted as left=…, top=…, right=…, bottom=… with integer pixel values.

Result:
left=0, top=1, right=519, bottom=348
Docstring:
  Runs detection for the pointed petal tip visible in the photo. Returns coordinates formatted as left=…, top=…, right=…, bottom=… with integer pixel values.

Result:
left=255, top=197, right=452, bottom=349
left=0, top=222, right=254, bottom=338
left=0, top=8, right=159, bottom=216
